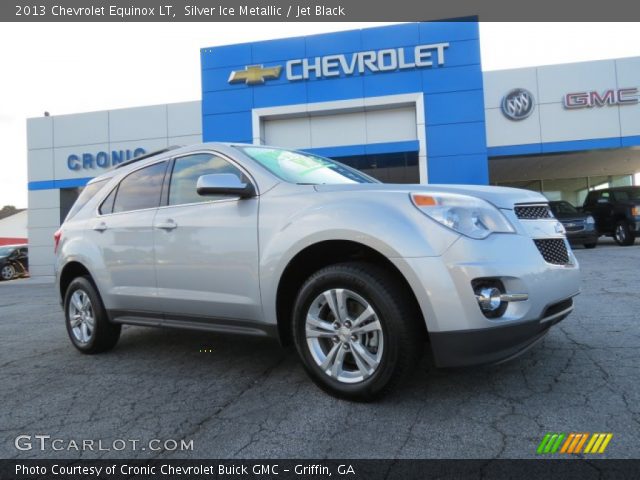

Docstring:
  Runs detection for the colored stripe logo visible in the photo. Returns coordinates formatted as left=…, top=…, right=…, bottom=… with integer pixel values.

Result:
left=537, top=433, right=613, bottom=454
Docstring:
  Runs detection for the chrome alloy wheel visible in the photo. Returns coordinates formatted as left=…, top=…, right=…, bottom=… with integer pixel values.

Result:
left=305, top=288, right=384, bottom=384
left=68, top=290, right=95, bottom=344
left=615, top=224, right=627, bottom=244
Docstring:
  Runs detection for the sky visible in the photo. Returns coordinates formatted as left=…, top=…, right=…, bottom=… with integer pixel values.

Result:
left=1, top=22, right=640, bottom=208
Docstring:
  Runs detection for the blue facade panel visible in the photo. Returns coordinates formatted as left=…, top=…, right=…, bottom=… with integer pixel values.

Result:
left=202, top=112, right=253, bottom=143
left=201, top=20, right=488, bottom=185
left=425, top=90, right=485, bottom=126
left=307, top=76, right=364, bottom=103
left=428, top=154, right=489, bottom=185
left=305, top=29, right=363, bottom=57
left=426, top=122, right=487, bottom=157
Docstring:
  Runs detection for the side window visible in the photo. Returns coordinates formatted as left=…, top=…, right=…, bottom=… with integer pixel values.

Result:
left=99, top=186, right=118, bottom=215
left=112, top=161, right=167, bottom=214
left=168, top=153, right=248, bottom=206
left=612, top=191, right=629, bottom=203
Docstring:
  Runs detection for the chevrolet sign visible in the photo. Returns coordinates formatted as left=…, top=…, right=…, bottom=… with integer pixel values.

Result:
left=228, top=43, right=449, bottom=85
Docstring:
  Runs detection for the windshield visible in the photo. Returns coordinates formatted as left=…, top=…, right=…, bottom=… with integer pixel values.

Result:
left=0, top=247, right=15, bottom=257
left=551, top=201, right=578, bottom=215
left=238, top=146, right=378, bottom=185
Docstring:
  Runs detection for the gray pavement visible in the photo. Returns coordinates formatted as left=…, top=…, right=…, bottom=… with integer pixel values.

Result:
left=1, top=238, right=639, bottom=459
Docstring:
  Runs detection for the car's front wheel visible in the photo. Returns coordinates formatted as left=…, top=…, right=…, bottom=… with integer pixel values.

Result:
left=614, top=221, right=636, bottom=246
left=64, top=276, right=121, bottom=353
left=0, top=264, right=16, bottom=281
left=583, top=242, right=597, bottom=249
left=292, top=262, right=423, bottom=401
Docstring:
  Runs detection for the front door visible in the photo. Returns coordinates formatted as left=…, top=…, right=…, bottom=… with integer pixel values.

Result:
left=153, top=152, right=261, bottom=322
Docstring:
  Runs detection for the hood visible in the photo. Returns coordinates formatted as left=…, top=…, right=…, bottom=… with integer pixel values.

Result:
left=313, top=183, right=547, bottom=209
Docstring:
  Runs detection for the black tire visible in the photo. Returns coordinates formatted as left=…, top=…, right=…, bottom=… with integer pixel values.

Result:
left=0, top=264, right=16, bottom=281
left=64, top=276, right=121, bottom=354
left=292, top=262, right=423, bottom=401
left=583, top=242, right=597, bottom=249
left=614, top=221, right=635, bottom=246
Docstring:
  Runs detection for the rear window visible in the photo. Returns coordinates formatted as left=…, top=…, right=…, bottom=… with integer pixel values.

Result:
left=65, top=179, right=108, bottom=221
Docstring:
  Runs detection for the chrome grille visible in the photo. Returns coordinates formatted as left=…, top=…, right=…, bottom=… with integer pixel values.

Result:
left=534, top=239, right=569, bottom=265
left=515, top=205, right=553, bottom=220
left=563, top=220, right=585, bottom=232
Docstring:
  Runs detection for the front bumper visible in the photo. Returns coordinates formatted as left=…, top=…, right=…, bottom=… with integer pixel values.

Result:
left=429, top=298, right=572, bottom=367
left=565, top=229, right=598, bottom=246
left=392, top=230, right=580, bottom=368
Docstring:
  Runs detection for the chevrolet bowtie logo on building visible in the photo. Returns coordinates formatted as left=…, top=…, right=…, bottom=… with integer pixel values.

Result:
left=228, top=65, right=283, bottom=85
left=537, top=432, right=613, bottom=455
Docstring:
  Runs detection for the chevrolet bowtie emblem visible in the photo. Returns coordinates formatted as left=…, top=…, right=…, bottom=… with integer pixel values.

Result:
left=228, top=65, right=282, bottom=85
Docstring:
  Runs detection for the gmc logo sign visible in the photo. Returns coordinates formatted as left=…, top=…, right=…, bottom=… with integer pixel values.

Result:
left=563, top=88, right=639, bottom=109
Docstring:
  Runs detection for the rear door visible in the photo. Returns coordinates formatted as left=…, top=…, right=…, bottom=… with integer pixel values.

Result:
left=153, top=151, right=261, bottom=322
left=92, top=160, right=169, bottom=313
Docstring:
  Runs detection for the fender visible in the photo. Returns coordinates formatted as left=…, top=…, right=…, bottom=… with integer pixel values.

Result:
left=257, top=191, right=460, bottom=326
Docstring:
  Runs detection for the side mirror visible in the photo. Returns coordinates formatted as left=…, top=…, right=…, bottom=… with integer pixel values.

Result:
left=196, top=173, right=256, bottom=198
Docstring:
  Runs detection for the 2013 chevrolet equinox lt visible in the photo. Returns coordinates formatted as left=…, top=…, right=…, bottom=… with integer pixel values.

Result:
left=55, top=143, right=580, bottom=400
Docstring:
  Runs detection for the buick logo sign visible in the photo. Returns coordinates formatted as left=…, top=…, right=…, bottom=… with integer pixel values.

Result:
left=501, top=88, right=535, bottom=121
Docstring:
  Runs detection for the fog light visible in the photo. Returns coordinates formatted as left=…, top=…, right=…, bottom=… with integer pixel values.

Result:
left=472, top=278, right=529, bottom=319
left=472, top=278, right=508, bottom=319
left=477, top=287, right=502, bottom=312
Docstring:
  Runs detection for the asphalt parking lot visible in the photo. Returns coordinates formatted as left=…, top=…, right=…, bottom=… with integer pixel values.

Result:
left=1, top=238, right=639, bottom=460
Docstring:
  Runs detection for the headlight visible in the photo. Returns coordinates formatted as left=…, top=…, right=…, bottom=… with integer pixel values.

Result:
left=586, top=215, right=595, bottom=224
left=410, top=192, right=515, bottom=239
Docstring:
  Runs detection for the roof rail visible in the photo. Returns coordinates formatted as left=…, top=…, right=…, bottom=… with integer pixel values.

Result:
left=114, top=145, right=183, bottom=169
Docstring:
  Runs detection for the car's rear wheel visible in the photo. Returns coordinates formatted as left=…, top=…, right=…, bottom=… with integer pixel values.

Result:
left=1, top=264, right=16, bottom=281
left=64, top=276, right=121, bottom=353
left=614, top=221, right=635, bottom=246
left=292, top=262, right=423, bottom=401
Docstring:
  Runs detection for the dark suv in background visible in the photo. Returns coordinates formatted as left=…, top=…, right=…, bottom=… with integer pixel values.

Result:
left=583, top=187, right=640, bottom=246
left=548, top=201, right=598, bottom=249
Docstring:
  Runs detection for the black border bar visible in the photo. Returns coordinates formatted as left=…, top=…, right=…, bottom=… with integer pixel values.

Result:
left=2, top=459, right=640, bottom=480
left=3, top=0, right=640, bottom=21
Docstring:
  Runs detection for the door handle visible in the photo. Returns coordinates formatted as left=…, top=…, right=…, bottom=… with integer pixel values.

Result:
left=155, top=219, right=177, bottom=231
left=93, top=222, right=108, bottom=232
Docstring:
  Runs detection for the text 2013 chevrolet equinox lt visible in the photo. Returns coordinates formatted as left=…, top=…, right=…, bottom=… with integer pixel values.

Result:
left=55, top=144, right=580, bottom=400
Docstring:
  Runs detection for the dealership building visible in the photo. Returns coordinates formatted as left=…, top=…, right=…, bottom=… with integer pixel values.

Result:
left=26, top=20, right=640, bottom=278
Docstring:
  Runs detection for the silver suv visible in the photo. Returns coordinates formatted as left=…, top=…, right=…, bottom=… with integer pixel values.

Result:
left=55, top=143, right=580, bottom=400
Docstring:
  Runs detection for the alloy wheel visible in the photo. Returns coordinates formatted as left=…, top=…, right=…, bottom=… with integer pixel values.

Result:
left=1, top=265, right=15, bottom=280
left=68, top=289, right=95, bottom=344
left=305, top=288, right=384, bottom=384
left=615, top=224, right=627, bottom=244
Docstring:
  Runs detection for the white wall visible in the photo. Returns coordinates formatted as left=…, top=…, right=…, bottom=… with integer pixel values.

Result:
left=0, top=210, right=28, bottom=239
left=26, top=100, right=202, bottom=278
left=263, top=106, right=417, bottom=149
left=484, top=56, right=640, bottom=147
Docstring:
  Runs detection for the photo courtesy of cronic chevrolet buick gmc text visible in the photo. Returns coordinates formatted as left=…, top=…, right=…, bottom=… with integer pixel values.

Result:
left=582, top=186, right=640, bottom=246
left=54, top=144, right=580, bottom=400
